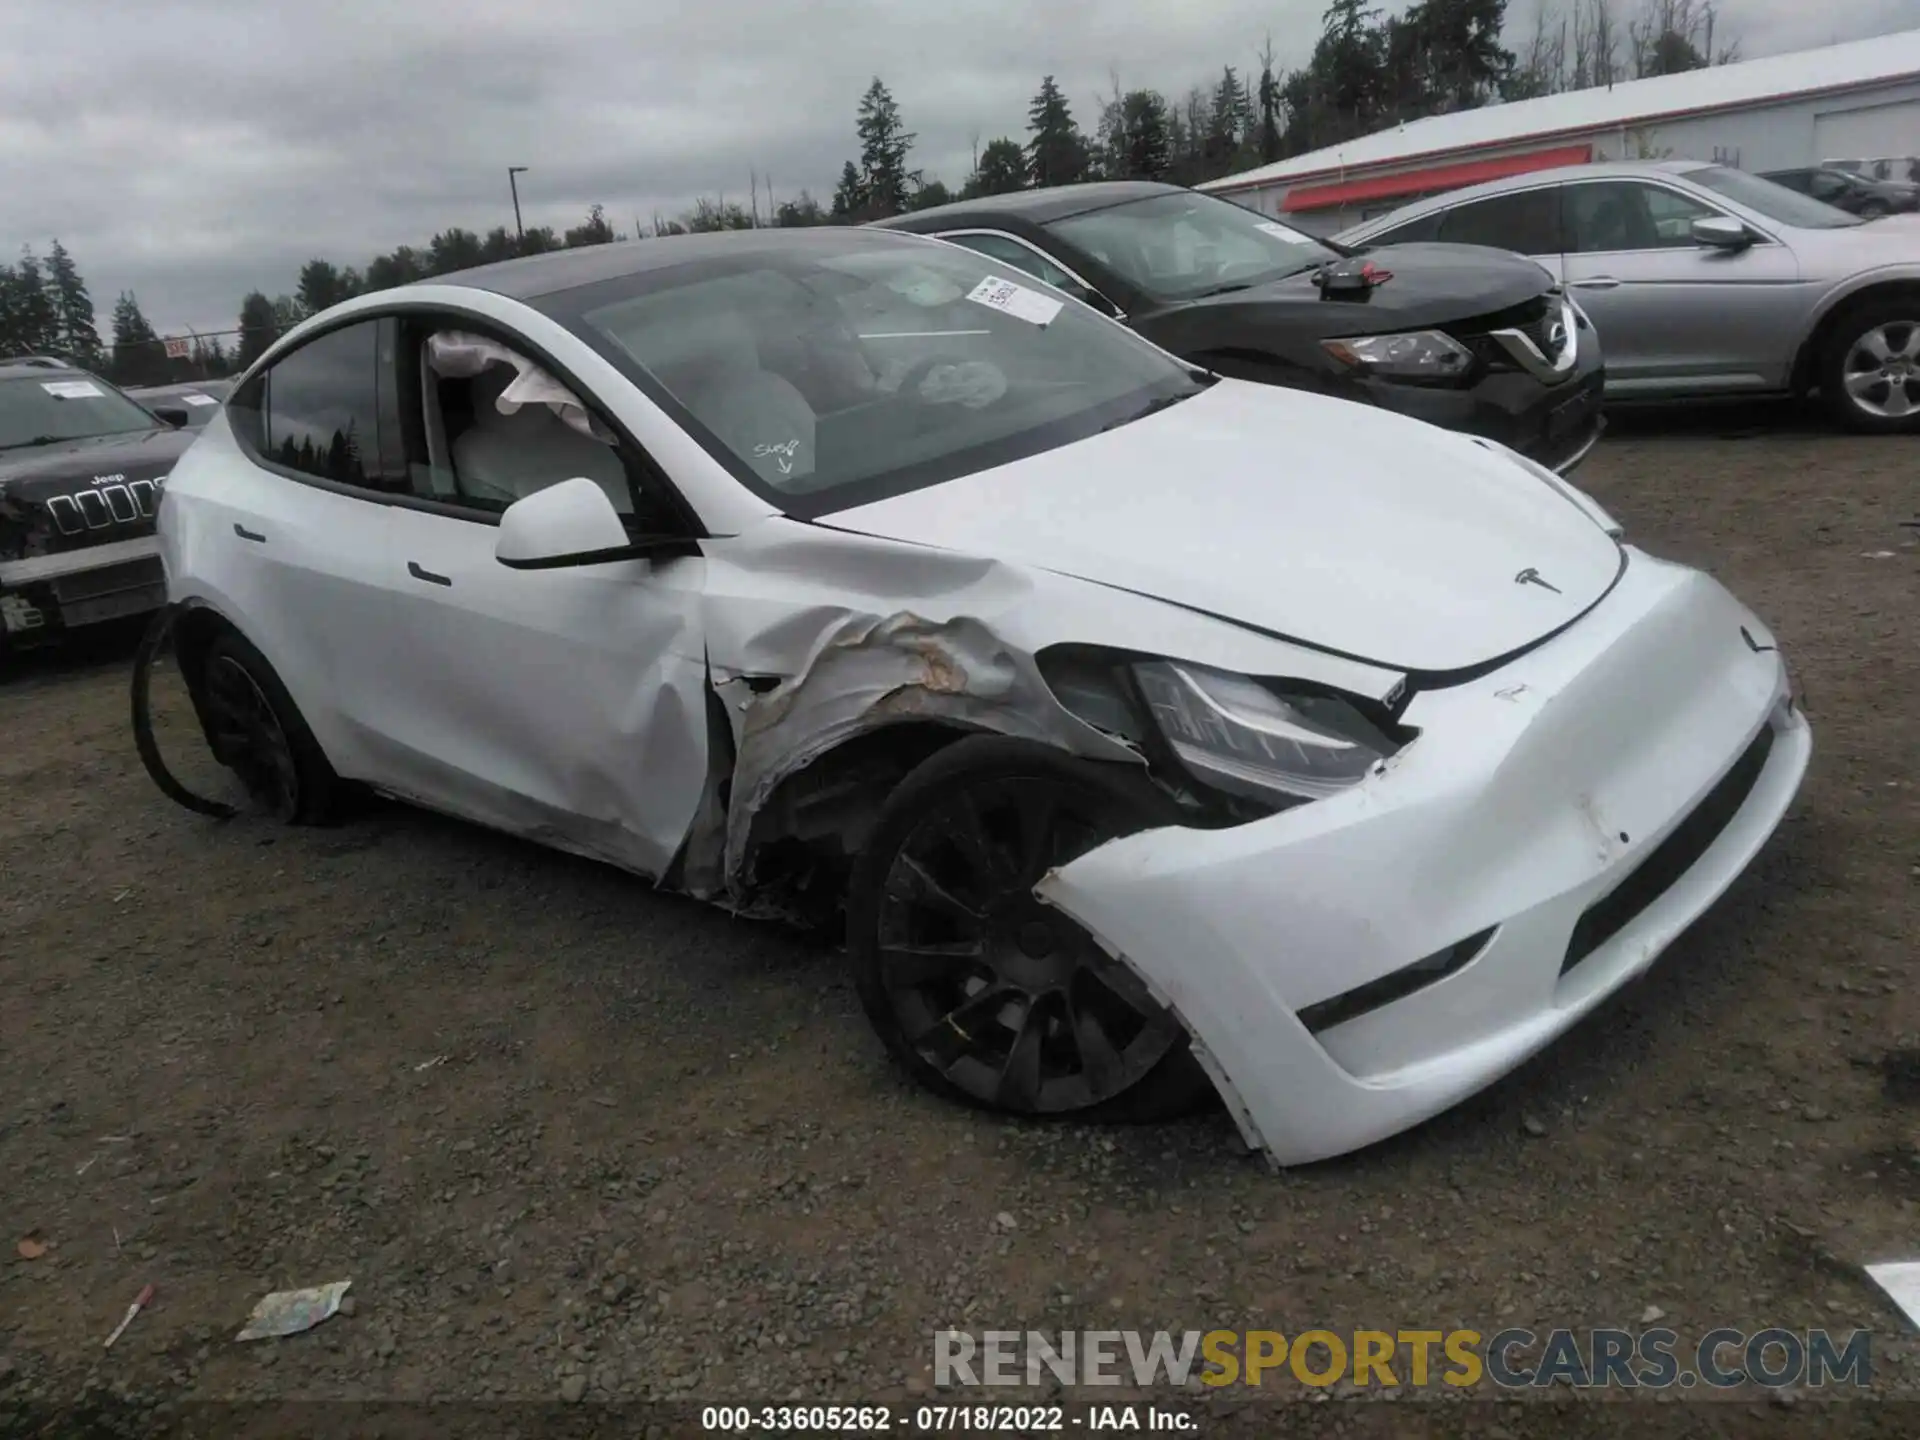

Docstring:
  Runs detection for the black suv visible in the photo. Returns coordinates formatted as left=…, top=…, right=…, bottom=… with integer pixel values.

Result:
left=0, top=357, right=195, bottom=649
left=126, top=378, right=235, bottom=428
left=1759, top=166, right=1920, bottom=218
left=876, top=182, right=1606, bottom=473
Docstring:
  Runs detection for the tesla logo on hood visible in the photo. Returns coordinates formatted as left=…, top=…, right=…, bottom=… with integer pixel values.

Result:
left=1514, top=567, right=1562, bottom=594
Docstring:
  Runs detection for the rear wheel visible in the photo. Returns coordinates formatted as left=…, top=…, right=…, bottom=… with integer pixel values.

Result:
left=197, top=631, right=339, bottom=823
left=1821, top=298, right=1920, bottom=433
left=850, top=737, right=1213, bottom=1123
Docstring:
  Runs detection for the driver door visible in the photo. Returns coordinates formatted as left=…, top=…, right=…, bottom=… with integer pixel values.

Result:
left=371, top=316, right=713, bottom=879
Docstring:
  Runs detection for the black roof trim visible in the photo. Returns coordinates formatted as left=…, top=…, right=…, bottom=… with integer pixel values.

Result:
left=871, top=181, right=1187, bottom=230
left=415, top=225, right=929, bottom=301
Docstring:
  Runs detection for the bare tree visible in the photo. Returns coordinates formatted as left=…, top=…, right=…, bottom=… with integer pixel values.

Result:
left=1570, top=0, right=1622, bottom=88
left=1511, top=0, right=1571, bottom=97
left=1627, top=0, right=1729, bottom=76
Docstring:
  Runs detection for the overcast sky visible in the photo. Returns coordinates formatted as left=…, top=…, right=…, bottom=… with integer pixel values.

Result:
left=3, top=0, right=1913, bottom=340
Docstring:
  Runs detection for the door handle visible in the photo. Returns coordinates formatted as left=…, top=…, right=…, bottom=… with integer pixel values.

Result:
left=233, top=524, right=266, bottom=543
left=407, top=561, right=452, bottom=587
left=1571, top=277, right=1620, bottom=290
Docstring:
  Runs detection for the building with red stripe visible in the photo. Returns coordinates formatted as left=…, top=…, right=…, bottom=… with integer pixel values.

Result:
left=1200, top=30, right=1920, bottom=234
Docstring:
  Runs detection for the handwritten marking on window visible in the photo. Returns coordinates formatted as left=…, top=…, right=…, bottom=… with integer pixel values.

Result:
left=754, top=439, right=802, bottom=475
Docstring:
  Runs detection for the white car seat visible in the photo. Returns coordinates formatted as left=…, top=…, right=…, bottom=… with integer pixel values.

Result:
left=450, top=364, right=633, bottom=513
left=640, top=311, right=817, bottom=487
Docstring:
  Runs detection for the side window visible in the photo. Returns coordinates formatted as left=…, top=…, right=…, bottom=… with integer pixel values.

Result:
left=252, top=321, right=405, bottom=492
left=1564, top=182, right=1717, bottom=253
left=1808, top=172, right=1847, bottom=201
left=1436, top=189, right=1563, bottom=255
left=944, top=233, right=1087, bottom=296
left=401, top=319, right=678, bottom=533
left=1366, top=211, right=1443, bottom=246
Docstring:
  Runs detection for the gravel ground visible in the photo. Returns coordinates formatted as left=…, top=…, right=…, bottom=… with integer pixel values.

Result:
left=1, top=405, right=1916, bottom=1434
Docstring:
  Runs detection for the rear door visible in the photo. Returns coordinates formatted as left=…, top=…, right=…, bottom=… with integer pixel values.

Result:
left=200, top=320, right=415, bottom=781
left=1558, top=179, right=1804, bottom=394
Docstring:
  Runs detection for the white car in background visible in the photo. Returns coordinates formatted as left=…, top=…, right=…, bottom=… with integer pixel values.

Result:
left=153, top=228, right=1809, bottom=1165
left=1337, top=160, right=1920, bottom=433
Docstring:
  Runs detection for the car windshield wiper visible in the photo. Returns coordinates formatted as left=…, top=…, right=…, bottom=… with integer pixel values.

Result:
left=1192, top=261, right=1323, bottom=299
left=0, top=435, right=68, bottom=450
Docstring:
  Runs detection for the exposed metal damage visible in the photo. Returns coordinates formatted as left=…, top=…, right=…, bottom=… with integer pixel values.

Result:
left=701, top=607, right=1146, bottom=916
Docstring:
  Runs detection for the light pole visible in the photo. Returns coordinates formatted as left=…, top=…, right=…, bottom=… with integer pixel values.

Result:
left=507, top=167, right=529, bottom=243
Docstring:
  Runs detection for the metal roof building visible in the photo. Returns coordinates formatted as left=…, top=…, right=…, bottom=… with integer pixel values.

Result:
left=1201, top=30, right=1920, bottom=233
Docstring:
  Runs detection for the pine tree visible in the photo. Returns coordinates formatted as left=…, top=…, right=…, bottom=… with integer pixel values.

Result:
left=296, top=259, right=350, bottom=317
left=236, top=291, right=280, bottom=369
left=1254, top=38, right=1284, bottom=163
left=1205, top=67, right=1250, bottom=172
left=830, top=160, right=867, bottom=222
left=1026, top=76, right=1088, bottom=188
left=427, top=227, right=486, bottom=274
left=109, top=292, right=165, bottom=386
left=1121, top=91, right=1173, bottom=181
left=908, top=179, right=953, bottom=211
left=856, top=79, right=916, bottom=217
left=11, top=248, right=60, bottom=358
left=479, top=227, right=517, bottom=264
left=45, top=241, right=103, bottom=367
left=968, top=139, right=1029, bottom=197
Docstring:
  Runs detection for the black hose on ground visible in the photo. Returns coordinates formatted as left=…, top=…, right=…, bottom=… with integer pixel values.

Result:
left=131, top=605, right=239, bottom=819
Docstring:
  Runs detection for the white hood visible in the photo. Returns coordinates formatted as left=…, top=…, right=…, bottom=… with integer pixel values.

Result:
left=824, top=380, right=1624, bottom=674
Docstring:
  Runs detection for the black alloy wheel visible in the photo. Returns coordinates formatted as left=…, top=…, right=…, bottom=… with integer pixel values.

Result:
left=196, top=631, right=338, bottom=823
left=851, top=737, right=1212, bottom=1122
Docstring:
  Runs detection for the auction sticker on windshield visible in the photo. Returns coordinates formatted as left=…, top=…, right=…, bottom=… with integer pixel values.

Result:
left=967, top=275, right=1063, bottom=327
left=42, top=380, right=105, bottom=399
left=183, top=393, right=220, bottom=406
left=1257, top=221, right=1313, bottom=245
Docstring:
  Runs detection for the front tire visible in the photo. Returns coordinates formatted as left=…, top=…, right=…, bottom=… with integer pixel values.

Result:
left=849, top=736, right=1213, bottom=1123
left=196, top=631, right=339, bottom=823
left=1821, top=298, right=1920, bottom=433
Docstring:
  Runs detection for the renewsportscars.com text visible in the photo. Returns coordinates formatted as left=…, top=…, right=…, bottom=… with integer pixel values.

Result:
left=933, top=1327, right=1872, bottom=1390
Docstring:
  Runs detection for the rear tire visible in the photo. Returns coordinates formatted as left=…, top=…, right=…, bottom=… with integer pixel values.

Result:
left=1820, top=297, right=1920, bottom=434
left=196, top=631, right=339, bottom=823
left=849, top=736, right=1214, bottom=1124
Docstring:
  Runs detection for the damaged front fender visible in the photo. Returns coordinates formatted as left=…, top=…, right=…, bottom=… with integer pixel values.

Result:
left=716, top=609, right=1144, bottom=892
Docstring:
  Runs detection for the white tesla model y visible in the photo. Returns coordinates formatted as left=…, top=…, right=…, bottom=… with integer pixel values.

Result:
left=155, top=227, right=1810, bottom=1165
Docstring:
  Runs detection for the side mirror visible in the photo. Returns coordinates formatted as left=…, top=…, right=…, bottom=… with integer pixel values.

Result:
left=152, top=405, right=191, bottom=427
left=495, top=476, right=642, bottom=570
left=1691, top=216, right=1751, bottom=250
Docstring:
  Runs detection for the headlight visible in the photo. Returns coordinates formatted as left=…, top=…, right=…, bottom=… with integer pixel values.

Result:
left=1321, top=330, right=1473, bottom=381
left=1133, top=661, right=1397, bottom=804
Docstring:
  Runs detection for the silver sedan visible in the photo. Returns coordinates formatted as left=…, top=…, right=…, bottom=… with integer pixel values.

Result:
left=1336, top=160, right=1920, bottom=433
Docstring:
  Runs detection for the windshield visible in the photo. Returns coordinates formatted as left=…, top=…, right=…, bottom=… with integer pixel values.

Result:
left=0, top=373, right=159, bottom=450
left=553, top=233, right=1205, bottom=516
left=1688, top=166, right=1862, bottom=230
left=1045, top=191, right=1334, bottom=303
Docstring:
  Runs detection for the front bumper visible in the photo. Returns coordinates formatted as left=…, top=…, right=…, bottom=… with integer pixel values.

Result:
left=1037, top=548, right=1810, bottom=1166
left=1353, top=342, right=1608, bottom=476
left=0, top=536, right=167, bottom=637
